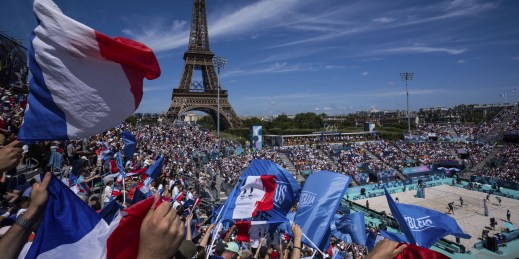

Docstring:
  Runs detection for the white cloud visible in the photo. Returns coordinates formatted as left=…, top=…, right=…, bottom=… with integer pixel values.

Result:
left=388, top=81, right=395, bottom=85
left=382, top=46, right=466, bottom=55
left=225, top=62, right=314, bottom=77
left=122, top=20, right=189, bottom=53
left=324, top=65, right=359, bottom=69
left=512, top=56, right=519, bottom=61
left=457, top=59, right=466, bottom=63
left=362, top=71, right=369, bottom=76
left=362, top=57, right=383, bottom=62
left=323, top=107, right=333, bottom=111
left=123, top=0, right=299, bottom=52
left=372, top=17, right=396, bottom=23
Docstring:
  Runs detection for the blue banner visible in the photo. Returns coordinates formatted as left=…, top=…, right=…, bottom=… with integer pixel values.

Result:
left=377, top=170, right=396, bottom=182
left=294, top=171, right=351, bottom=251
left=383, top=188, right=470, bottom=248
left=335, top=212, right=367, bottom=245
left=251, top=126, right=263, bottom=151
left=354, top=173, right=369, bottom=185
left=402, top=166, right=432, bottom=176
left=121, top=130, right=137, bottom=159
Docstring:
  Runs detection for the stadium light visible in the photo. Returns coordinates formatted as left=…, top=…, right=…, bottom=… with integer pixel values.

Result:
left=213, top=56, right=227, bottom=154
left=400, top=72, right=414, bottom=136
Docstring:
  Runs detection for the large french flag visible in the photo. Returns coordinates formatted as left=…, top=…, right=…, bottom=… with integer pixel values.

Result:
left=18, top=0, right=160, bottom=141
left=232, top=175, right=277, bottom=219
left=22, top=173, right=161, bottom=259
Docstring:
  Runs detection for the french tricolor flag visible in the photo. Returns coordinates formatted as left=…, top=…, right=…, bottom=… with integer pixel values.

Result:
left=235, top=220, right=270, bottom=243
left=22, top=174, right=163, bottom=259
left=18, top=0, right=160, bottom=141
left=232, top=175, right=277, bottom=219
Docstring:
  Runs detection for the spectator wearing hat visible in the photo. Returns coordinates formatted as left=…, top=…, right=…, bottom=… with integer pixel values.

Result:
left=223, top=242, right=241, bottom=259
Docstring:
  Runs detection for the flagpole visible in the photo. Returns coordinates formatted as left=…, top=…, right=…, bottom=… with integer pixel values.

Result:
left=298, top=226, right=326, bottom=258
left=122, top=175, right=126, bottom=205
left=206, top=222, right=223, bottom=259
left=206, top=204, right=228, bottom=258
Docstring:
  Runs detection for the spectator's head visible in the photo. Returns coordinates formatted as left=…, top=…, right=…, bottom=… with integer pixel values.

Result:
left=223, top=242, right=241, bottom=259
left=214, top=241, right=226, bottom=255
left=88, top=196, right=101, bottom=210
left=240, top=249, right=253, bottom=259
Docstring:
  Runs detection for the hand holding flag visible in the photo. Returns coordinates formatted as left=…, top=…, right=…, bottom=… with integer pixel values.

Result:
left=137, top=194, right=185, bottom=258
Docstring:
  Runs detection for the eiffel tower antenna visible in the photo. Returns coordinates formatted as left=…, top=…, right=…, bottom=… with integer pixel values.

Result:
left=165, top=0, right=241, bottom=129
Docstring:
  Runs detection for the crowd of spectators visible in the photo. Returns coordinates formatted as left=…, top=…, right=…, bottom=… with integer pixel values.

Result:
left=452, top=124, right=479, bottom=141
left=416, top=124, right=453, bottom=141
left=364, top=141, right=410, bottom=172
left=0, top=121, right=405, bottom=259
left=0, top=88, right=26, bottom=146
left=503, top=109, right=519, bottom=133
left=1, top=83, right=518, bottom=258
left=282, top=146, right=336, bottom=173
left=478, top=106, right=515, bottom=141
left=336, top=144, right=389, bottom=175
left=475, top=144, right=519, bottom=184
left=282, top=134, right=376, bottom=147
left=395, top=142, right=457, bottom=165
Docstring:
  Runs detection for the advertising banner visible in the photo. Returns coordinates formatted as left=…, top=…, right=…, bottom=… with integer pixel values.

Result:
left=251, top=126, right=263, bottom=151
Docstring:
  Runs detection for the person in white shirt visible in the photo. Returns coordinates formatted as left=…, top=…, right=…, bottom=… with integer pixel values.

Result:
left=103, top=180, right=113, bottom=205
left=168, top=178, right=175, bottom=193
left=172, top=181, right=181, bottom=197
left=187, top=186, right=195, bottom=200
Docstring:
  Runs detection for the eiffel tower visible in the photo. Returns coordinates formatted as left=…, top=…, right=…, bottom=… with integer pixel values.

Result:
left=165, top=0, right=241, bottom=129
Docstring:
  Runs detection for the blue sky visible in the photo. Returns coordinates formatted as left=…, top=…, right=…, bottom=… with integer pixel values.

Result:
left=1, top=0, right=518, bottom=116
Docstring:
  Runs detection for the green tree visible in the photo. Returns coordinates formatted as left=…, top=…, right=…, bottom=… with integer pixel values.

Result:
left=198, top=115, right=215, bottom=130
left=125, top=115, right=137, bottom=126
left=271, top=114, right=295, bottom=130
left=294, top=112, right=322, bottom=129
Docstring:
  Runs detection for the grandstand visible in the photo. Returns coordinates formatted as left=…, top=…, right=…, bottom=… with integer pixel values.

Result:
left=0, top=32, right=28, bottom=89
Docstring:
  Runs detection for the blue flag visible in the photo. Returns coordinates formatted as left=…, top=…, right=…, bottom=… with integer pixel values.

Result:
left=115, top=151, right=125, bottom=174
left=365, top=231, right=379, bottom=251
left=335, top=212, right=367, bottom=245
left=383, top=188, right=470, bottom=248
left=294, top=171, right=350, bottom=251
left=121, top=130, right=137, bottom=159
left=99, top=200, right=123, bottom=225
left=26, top=174, right=105, bottom=258
left=143, top=156, right=164, bottom=186
left=277, top=211, right=296, bottom=235
left=331, top=229, right=352, bottom=244
left=220, top=160, right=301, bottom=222
left=132, top=188, right=147, bottom=205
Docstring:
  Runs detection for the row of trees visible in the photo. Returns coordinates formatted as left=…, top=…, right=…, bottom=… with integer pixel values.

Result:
left=199, top=112, right=331, bottom=132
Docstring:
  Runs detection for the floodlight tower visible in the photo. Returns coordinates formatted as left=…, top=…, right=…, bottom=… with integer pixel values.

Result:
left=400, top=72, right=414, bottom=135
left=213, top=55, right=227, bottom=153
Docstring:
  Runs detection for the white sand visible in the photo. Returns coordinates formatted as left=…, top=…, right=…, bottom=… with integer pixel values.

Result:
left=354, top=185, right=519, bottom=248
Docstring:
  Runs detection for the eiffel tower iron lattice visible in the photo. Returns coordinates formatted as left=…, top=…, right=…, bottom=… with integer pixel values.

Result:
left=165, top=0, right=241, bottom=129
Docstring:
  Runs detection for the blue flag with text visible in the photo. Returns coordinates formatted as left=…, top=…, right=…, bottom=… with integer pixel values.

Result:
left=383, top=188, right=470, bottom=248
left=294, top=171, right=350, bottom=251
